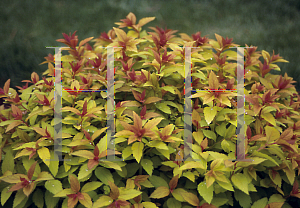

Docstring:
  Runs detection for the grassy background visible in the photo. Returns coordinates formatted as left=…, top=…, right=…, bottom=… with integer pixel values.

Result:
left=1, top=0, right=300, bottom=90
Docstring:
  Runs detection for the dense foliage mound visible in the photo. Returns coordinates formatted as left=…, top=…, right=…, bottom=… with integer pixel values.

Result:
left=0, top=12, right=300, bottom=208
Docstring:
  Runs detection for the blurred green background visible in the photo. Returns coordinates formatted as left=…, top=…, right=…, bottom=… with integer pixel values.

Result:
left=1, top=0, right=300, bottom=90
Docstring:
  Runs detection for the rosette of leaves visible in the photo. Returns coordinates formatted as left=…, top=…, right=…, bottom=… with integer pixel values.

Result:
left=0, top=12, right=300, bottom=208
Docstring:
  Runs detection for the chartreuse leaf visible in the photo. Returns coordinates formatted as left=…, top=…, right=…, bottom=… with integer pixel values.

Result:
left=37, top=147, right=51, bottom=167
left=81, top=181, right=103, bottom=193
left=204, top=106, right=218, bottom=125
left=32, top=188, right=44, bottom=208
left=141, top=159, right=154, bottom=175
left=231, top=173, right=249, bottom=194
left=117, top=187, right=140, bottom=201
left=93, top=196, right=113, bottom=208
left=198, top=181, right=214, bottom=204
left=250, top=197, right=268, bottom=208
left=217, top=180, right=234, bottom=191
left=142, top=202, right=159, bottom=208
left=132, top=142, right=144, bottom=163
left=95, top=167, right=114, bottom=185
left=45, top=180, right=63, bottom=195
left=155, top=102, right=171, bottom=114
left=78, top=163, right=94, bottom=180
left=150, top=186, right=170, bottom=199
left=167, top=198, right=181, bottom=208
left=49, top=151, right=59, bottom=177
left=179, top=161, right=205, bottom=171
left=1, top=185, right=12, bottom=206
left=252, top=151, right=279, bottom=166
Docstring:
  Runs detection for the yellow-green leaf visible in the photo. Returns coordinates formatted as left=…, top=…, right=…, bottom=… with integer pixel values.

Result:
left=92, top=196, right=113, bottom=208
left=204, top=106, right=218, bottom=125
left=45, top=180, right=63, bottom=194
left=37, top=147, right=51, bottom=167
left=132, top=142, right=144, bottom=163
left=197, top=181, right=214, bottom=204
left=81, top=181, right=102, bottom=193
left=231, top=173, right=249, bottom=194
left=178, top=161, right=205, bottom=171
left=118, top=187, right=142, bottom=200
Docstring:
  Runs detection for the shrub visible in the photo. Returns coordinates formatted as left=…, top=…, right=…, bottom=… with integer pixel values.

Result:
left=0, top=12, right=300, bottom=208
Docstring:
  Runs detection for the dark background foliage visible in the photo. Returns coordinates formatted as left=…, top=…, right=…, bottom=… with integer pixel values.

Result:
left=1, top=0, right=300, bottom=90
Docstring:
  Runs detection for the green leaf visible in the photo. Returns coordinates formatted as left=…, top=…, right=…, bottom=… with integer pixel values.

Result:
left=13, top=190, right=26, bottom=208
left=132, top=142, right=144, bottom=163
left=161, top=86, right=176, bottom=94
left=217, top=180, right=234, bottom=191
left=204, top=106, right=218, bottom=125
left=2, top=147, right=14, bottom=173
left=95, top=167, right=114, bottom=185
left=155, top=103, right=171, bottom=114
left=119, top=187, right=142, bottom=200
left=1, top=185, right=12, bottom=206
left=221, top=139, right=231, bottom=153
left=252, top=151, right=279, bottom=166
left=78, top=163, right=94, bottom=180
left=45, top=180, right=63, bottom=195
left=268, top=194, right=285, bottom=203
left=202, top=130, right=216, bottom=141
left=181, top=191, right=200, bottom=206
left=149, top=175, right=169, bottom=188
left=93, top=196, right=113, bottom=208
left=167, top=198, right=181, bottom=208
left=150, top=186, right=170, bottom=199
left=251, top=197, right=268, bottom=208
left=32, top=189, right=44, bottom=208
left=140, top=159, right=153, bottom=176
left=81, top=181, right=103, bottom=193
left=171, top=188, right=186, bottom=202
left=197, top=181, right=214, bottom=204
left=231, top=173, right=249, bottom=194
left=234, top=190, right=252, bottom=208
left=183, top=172, right=195, bottom=182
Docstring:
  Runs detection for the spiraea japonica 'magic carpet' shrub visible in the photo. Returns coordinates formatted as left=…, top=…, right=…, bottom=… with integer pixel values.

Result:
left=1, top=12, right=300, bottom=208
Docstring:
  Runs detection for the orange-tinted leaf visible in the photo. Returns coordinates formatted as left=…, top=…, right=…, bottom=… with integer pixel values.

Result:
left=69, top=175, right=80, bottom=193
left=71, top=150, right=94, bottom=159
left=264, top=202, right=284, bottom=208
left=23, top=182, right=35, bottom=197
left=144, top=97, right=162, bottom=105
left=79, top=37, right=93, bottom=48
left=169, top=175, right=179, bottom=190
left=33, top=127, right=47, bottom=137
left=108, top=181, right=120, bottom=200
left=181, top=191, right=200, bottom=206
left=5, top=120, right=23, bottom=133
left=27, top=161, right=38, bottom=180
left=68, top=197, right=79, bottom=208
left=8, top=182, right=25, bottom=193
left=138, top=17, right=155, bottom=27
left=150, top=186, right=170, bottom=199
left=208, top=71, right=219, bottom=90
left=3, top=79, right=10, bottom=94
